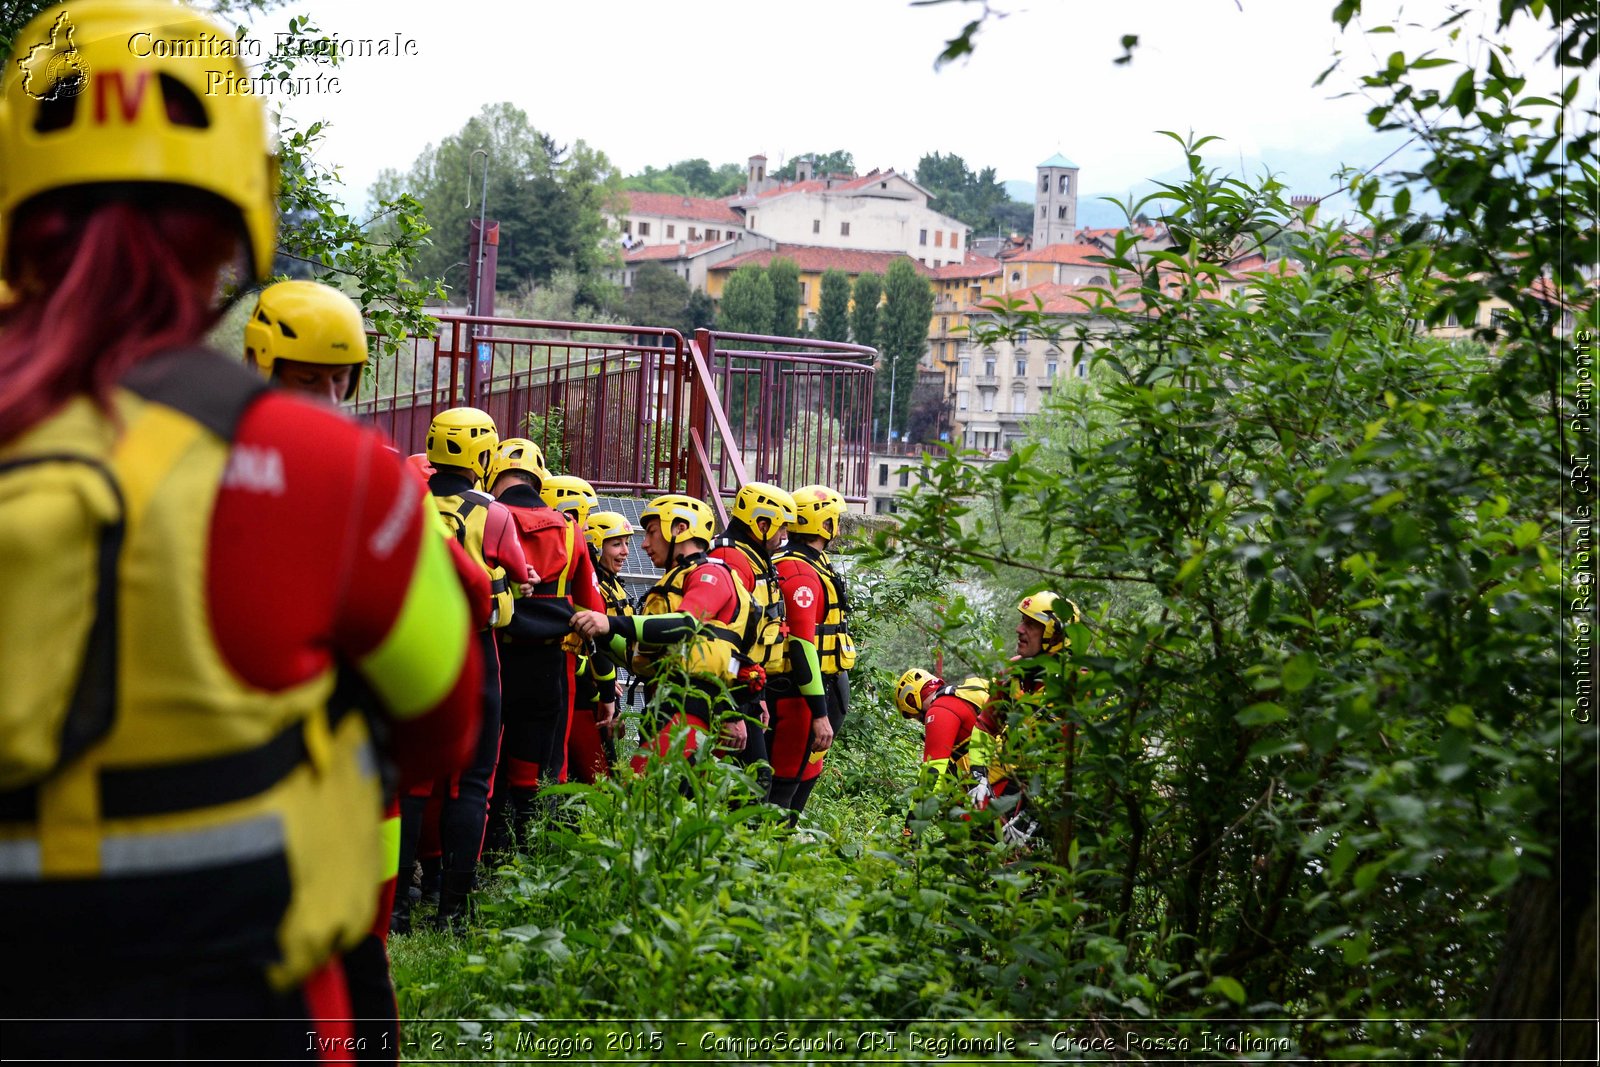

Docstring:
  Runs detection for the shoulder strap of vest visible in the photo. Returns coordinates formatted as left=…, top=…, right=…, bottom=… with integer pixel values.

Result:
left=557, top=519, right=576, bottom=599
left=120, top=348, right=269, bottom=440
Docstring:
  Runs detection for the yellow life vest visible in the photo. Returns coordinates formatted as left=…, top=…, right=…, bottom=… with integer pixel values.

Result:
left=432, top=488, right=514, bottom=628
left=0, top=352, right=383, bottom=992
left=597, top=567, right=634, bottom=618
left=710, top=534, right=788, bottom=675
left=633, top=555, right=752, bottom=684
left=776, top=542, right=856, bottom=673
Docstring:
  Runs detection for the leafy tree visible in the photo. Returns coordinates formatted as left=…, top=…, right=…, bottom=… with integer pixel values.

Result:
left=774, top=150, right=855, bottom=179
left=849, top=271, right=881, bottom=350
left=915, top=150, right=1029, bottom=237
left=685, top=289, right=716, bottom=333
left=623, top=159, right=744, bottom=198
left=816, top=269, right=852, bottom=343
left=716, top=265, right=773, bottom=335
left=370, top=103, right=623, bottom=298
left=875, top=258, right=934, bottom=442
left=624, top=262, right=692, bottom=331
left=766, top=257, right=801, bottom=337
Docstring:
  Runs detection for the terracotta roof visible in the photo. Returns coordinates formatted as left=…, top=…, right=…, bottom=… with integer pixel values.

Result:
left=751, top=170, right=904, bottom=200
left=708, top=244, right=932, bottom=277
left=624, top=192, right=741, bottom=225
left=1014, top=242, right=1110, bottom=267
left=623, top=240, right=729, bottom=263
left=932, top=254, right=1000, bottom=280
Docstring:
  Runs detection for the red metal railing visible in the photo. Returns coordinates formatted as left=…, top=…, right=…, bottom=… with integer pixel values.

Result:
left=353, top=313, right=876, bottom=504
left=690, top=329, right=877, bottom=503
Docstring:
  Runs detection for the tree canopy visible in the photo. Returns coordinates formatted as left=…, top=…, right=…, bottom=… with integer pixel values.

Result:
left=370, top=102, right=623, bottom=300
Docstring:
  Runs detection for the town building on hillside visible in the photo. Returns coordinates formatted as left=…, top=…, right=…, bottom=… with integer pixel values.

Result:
left=613, top=238, right=756, bottom=292
left=619, top=192, right=744, bottom=248
left=705, top=245, right=932, bottom=331
left=732, top=155, right=970, bottom=268
left=927, top=255, right=1003, bottom=396
left=952, top=282, right=1127, bottom=453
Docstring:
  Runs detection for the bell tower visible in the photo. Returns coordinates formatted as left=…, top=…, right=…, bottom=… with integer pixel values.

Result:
left=1034, top=152, right=1080, bottom=246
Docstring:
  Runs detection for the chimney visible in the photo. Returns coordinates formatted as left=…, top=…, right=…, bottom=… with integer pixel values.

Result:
left=796, top=156, right=814, bottom=183
left=748, top=154, right=768, bottom=193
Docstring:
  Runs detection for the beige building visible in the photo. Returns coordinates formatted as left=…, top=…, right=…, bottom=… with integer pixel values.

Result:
left=619, top=192, right=743, bottom=248
left=732, top=156, right=969, bottom=268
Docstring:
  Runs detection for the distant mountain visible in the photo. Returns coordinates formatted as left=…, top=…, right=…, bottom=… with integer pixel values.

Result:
left=1003, top=178, right=1035, bottom=204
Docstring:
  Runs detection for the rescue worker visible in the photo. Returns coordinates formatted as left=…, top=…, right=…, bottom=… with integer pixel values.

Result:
left=769, top=484, right=853, bottom=814
left=245, top=277, right=409, bottom=1054
left=570, top=494, right=752, bottom=770
left=244, top=278, right=368, bottom=404
left=573, top=510, right=639, bottom=781
left=970, top=591, right=1081, bottom=847
left=487, top=439, right=605, bottom=839
left=396, top=406, right=532, bottom=931
left=708, top=482, right=797, bottom=787
left=0, top=2, right=481, bottom=1056
left=896, top=670, right=990, bottom=786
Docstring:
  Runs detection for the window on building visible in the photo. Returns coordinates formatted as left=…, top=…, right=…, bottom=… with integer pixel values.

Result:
left=1016, top=329, right=1029, bottom=343
left=939, top=316, right=948, bottom=333
left=982, top=390, right=995, bottom=412
left=958, top=390, right=969, bottom=410
left=933, top=260, right=941, bottom=268
left=898, top=468, right=910, bottom=487
left=813, top=219, right=821, bottom=233
left=1039, top=205, right=1047, bottom=218
left=1015, top=357, right=1027, bottom=377
left=621, top=220, right=632, bottom=234
left=874, top=498, right=889, bottom=514
left=935, top=230, right=943, bottom=247
left=919, top=228, right=928, bottom=245
left=689, top=228, right=701, bottom=241
left=1010, top=271, right=1021, bottom=283
left=638, top=222, right=651, bottom=236
left=1046, top=358, right=1058, bottom=379
left=983, top=357, right=996, bottom=377
left=840, top=222, right=850, bottom=236
left=959, top=357, right=970, bottom=376
left=1076, top=360, right=1088, bottom=379
left=1040, top=176, right=1050, bottom=193
left=800, top=281, right=809, bottom=301
left=1489, top=307, right=1512, bottom=331
left=666, top=224, right=675, bottom=238
left=951, top=232, right=960, bottom=249
left=1012, top=390, right=1028, bottom=414
left=748, top=214, right=756, bottom=229
left=878, top=463, right=888, bottom=486
left=1057, top=206, right=1068, bottom=220
left=708, top=229, right=719, bottom=241
left=1060, top=175, right=1070, bottom=194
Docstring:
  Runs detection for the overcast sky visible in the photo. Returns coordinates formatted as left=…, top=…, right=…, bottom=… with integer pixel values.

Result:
left=239, top=0, right=1567, bottom=224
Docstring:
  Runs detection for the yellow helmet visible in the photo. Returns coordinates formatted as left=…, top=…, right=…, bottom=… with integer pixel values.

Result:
left=585, top=510, right=635, bottom=553
left=791, top=484, right=846, bottom=540
left=0, top=1, right=278, bottom=283
left=425, top=407, right=498, bottom=482
left=485, top=437, right=548, bottom=491
left=541, top=474, right=598, bottom=525
left=640, top=493, right=715, bottom=547
left=895, top=667, right=941, bottom=719
left=244, top=281, right=367, bottom=397
left=730, top=481, right=796, bottom=533
left=1018, top=591, right=1080, bottom=654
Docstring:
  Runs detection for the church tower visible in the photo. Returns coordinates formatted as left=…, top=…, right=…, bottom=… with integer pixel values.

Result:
left=1034, top=153, right=1080, bottom=247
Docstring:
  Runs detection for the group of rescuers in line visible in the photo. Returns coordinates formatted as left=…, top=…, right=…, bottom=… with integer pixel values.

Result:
left=0, top=2, right=1081, bottom=1058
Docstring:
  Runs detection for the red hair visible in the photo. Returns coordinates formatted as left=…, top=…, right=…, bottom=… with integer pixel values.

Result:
left=0, top=190, right=242, bottom=442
